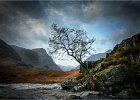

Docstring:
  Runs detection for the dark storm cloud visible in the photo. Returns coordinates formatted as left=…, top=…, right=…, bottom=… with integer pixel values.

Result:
left=8, top=1, right=46, bottom=19
left=101, top=1, right=140, bottom=44
left=0, top=1, right=140, bottom=49
left=0, top=1, right=49, bottom=48
left=79, top=1, right=140, bottom=44
left=41, top=1, right=140, bottom=45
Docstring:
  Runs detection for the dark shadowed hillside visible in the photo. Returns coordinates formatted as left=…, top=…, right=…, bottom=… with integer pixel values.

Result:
left=0, top=39, right=21, bottom=61
left=12, top=46, right=61, bottom=71
left=32, top=48, right=61, bottom=70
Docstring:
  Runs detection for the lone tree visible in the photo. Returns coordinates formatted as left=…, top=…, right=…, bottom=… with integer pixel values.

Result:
left=49, top=24, right=95, bottom=73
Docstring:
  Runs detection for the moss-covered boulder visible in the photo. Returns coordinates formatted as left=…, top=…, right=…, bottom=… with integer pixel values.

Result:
left=94, top=64, right=140, bottom=97
left=99, top=64, right=136, bottom=86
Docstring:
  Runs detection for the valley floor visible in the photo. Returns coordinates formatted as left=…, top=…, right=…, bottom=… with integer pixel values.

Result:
left=0, top=59, right=79, bottom=84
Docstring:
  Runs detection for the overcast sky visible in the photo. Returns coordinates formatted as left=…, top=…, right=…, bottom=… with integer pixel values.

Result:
left=0, top=1, right=140, bottom=66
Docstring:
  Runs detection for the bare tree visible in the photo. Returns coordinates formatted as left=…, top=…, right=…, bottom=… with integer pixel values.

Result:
left=49, top=24, right=95, bottom=73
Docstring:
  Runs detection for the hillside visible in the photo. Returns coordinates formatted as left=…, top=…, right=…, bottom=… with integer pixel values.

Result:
left=32, top=48, right=61, bottom=70
left=12, top=45, right=61, bottom=71
left=61, top=33, right=140, bottom=98
left=0, top=39, right=21, bottom=61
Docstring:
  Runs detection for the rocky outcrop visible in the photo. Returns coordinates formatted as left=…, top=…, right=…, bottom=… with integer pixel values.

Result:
left=63, top=33, right=140, bottom=98
left=12, top=46, right=61, bottom=71
left=112, top=33, right=140, bottom=52
left=0, top=39, right=21, bottom=61
left=61, top=78, right=78, bottom=90
left=61, top=77, right=87, bottom=92
left=98, top=65, right=137, bottom=92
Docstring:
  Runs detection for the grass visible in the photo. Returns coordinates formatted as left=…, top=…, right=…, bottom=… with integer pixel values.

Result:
left=0, top=59, right=79, bottom=84
left=95, top=65, right=114, bottom=77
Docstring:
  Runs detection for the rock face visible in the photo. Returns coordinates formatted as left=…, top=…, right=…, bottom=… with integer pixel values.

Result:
left=12, top=46, right=61, bottom=70
left=0, top=39, right=21, bottom=61
left=100, top=65, right=135, bottom=86
left=113, top=33, right=140, bottom=51
left=98, top=65, right=138, bottom=93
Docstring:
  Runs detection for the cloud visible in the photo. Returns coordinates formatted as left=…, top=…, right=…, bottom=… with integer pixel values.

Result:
left=40, top=1, right=140, bottom=45
left=0, top=1, right=49, bottom=49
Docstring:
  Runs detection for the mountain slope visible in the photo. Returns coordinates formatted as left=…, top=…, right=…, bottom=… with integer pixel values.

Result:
left=32, top=48, right=61, bottom=70
left=0, top=39, right=21, bottom=61
left=86, top=49, right=112, bottom=61
left=12, top=46, right=61, bottom=71
left=11, top=45, right=40, bottom=66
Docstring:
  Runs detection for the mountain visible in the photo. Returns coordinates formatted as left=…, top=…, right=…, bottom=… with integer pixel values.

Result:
left=0, top=39, right=21, bottom=61
left=32, top=48, right=61, bottom=70
left=59, top=65, right=76, bottom=71
left=86, top=49, right=112, bottom=61
left=12, top=46, right=61, bottom=71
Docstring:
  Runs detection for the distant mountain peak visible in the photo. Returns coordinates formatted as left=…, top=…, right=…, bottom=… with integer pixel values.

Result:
left=86, top=49, right=112, bottom=61
left=32, top=48, right=46, bottom=51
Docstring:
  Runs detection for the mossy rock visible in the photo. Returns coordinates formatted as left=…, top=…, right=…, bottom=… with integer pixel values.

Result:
left=99, top=64, right=136, bottom=86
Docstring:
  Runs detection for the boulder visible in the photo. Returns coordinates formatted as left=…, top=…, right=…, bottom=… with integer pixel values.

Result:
left=61, top=78, right=78, bottom=90
left=72, top=81, right=87, bottom=92
left=97, top=64, right=139, bottom=96
left=61, top=77, right=87, bottom=92
left=99, top=64, right=136, bottom=86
